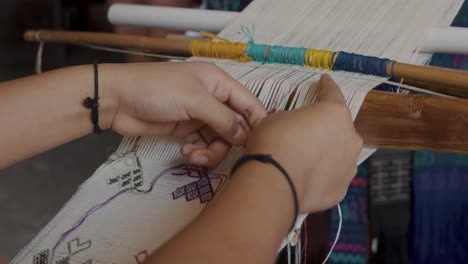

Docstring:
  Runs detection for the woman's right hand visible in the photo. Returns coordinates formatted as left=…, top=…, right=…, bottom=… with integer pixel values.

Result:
left=244, top=74, right=363, bottom=213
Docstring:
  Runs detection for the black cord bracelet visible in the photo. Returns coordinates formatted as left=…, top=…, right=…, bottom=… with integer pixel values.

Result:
left=231, top=154, right=299, bottom=234
left=83, top=62, right=103, bottom=134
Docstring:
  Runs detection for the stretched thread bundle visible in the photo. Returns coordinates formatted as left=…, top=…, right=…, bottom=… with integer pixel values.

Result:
left=189, top=36, right=395, bottom=78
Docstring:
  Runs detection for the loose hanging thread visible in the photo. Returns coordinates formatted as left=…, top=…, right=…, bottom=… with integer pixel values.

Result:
left=35, top=42, right=44, bottom=74
left=286, top=204, right=342, bottom=264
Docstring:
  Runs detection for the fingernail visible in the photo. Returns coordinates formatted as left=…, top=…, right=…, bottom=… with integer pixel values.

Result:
left=193, top=155, right=208, bottom=165
left=181, top=145, right=193, bottom=155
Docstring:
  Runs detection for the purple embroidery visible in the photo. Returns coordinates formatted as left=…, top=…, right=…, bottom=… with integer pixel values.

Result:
left=172, top=178, right=214, bottom=203
left=170, top=164, right=226, bottom=204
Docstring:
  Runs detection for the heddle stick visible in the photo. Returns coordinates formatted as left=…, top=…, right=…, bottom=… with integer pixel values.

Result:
left=24, top=30, right=468, bottom=98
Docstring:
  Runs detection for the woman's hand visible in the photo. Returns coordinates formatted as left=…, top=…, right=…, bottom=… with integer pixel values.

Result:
left=244, top=74, right=363, bottom=213
left=102, top=62, right=267, bottom=167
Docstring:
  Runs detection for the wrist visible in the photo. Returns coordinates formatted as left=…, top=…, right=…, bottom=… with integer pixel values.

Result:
left=230, top=160, right=294, bottom=236
left=97, top=63, right=120, bottom=130
left=243, top=148, right=307, bottom=208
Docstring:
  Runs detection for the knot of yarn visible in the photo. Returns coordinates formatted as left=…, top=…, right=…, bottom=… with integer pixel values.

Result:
left=83, top=97, right=100, bottom=109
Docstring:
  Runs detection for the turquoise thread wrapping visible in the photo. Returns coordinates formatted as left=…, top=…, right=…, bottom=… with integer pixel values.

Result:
left=243, top=43, right=393, bottom=77
left=245, top=43, right=269, bottom=63
left=267, top=45, right=307, bottom=65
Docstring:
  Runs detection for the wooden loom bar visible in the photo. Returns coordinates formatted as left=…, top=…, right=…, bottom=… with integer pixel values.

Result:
left=24, top=30, right=468, bottom=98
left=24, top=30, right=468, bottom=153
left=356, top=91, right=468, bottom=153
left=24, top=30, right=192, bottom=57
left=392, top=62, right=468, bottom=98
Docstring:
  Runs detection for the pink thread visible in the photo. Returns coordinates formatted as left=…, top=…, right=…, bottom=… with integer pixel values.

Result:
left=330, top=243, right=367, bottom=253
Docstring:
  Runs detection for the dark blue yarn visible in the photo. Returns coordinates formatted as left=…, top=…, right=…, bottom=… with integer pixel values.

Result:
left=333, top=52, right=392, bottom=77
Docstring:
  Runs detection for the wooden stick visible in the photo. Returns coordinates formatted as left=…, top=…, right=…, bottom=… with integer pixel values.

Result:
left=24, top=30, right=191, bottom=57
left=356, top=91, right=468, bottom=153
left=23, top=30, right=468, bottom=153
left=24, top=30, right=468, bottom=98
left=391, top=62, right=468, bottom=98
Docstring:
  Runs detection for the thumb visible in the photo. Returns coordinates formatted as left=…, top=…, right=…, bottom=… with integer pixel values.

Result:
left=316, top=74, right=346, bottom=105
left=189, top=95, right=246, bottom=145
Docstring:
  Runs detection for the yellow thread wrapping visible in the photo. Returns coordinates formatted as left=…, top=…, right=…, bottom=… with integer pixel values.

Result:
left=189, top=32, right=251, bottom=62
left=304, top=49, right=337, bottom=69
left=199, top=32, right=232, bottom=43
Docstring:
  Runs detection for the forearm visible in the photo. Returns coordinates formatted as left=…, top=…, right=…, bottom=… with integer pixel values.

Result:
left=148, top=162, right=294, bottom=264
left=0, top=65, right=115, bottom=169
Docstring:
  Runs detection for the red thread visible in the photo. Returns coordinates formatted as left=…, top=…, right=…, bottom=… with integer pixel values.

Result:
left=350, top=177, right=367, bottom=187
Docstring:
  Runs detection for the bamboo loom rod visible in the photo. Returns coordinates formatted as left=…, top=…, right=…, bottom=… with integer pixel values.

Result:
left=22, top=30, right=468, bottom=153
left=24, top=30, right=468, bottom=98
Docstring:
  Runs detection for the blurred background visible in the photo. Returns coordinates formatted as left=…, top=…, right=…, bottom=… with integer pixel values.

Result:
left=0, top=0, right=466, bottom=263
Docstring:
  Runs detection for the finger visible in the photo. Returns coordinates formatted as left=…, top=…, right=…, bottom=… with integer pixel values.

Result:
left=180, top=143, right=204, bottom=156
left=189, top=94, right=248, bottom=145
left=200, top=111, right=251, bottom=146
left=316, top=74, right=346, bottom=105
left=171, top=120, right=205, bottom=139
left=181, top=128, right=216, bottom=156
left=200, top=64, right=267, bottom=128
left=181, top=132, right=202, bottom=144
left=112, top=117, right=171, bottom=137
left=187, top=139, right=231, bottom=168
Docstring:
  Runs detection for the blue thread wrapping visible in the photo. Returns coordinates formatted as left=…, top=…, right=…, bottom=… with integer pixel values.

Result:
left=333, top=52, right=392, bottom=77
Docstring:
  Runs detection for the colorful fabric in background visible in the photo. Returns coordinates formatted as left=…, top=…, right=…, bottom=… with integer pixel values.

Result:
left=328, top=165, right=369, bottom=264
left=368, top=151, right=412, bottom=264
left=410, top=153, right=468, bottom=263
left=409, top=2, right=468, bottom=263
left=206, top=0, right=251, bottom=11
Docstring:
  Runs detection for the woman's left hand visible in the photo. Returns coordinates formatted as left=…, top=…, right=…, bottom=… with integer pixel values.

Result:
left=101, top=62, right=267, bottom=167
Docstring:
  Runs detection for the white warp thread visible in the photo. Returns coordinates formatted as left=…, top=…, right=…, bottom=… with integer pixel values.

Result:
left=35, top=42, right=44, bottom=74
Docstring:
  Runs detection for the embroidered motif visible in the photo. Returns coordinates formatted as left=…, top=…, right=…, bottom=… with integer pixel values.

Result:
left=170, top=164, right=226, bottom=204
left=33, top=249, right=49, bottom=264
left=134, top=250, right=149, bottom=264
left=107, top=158, right=144, bottom=190
left=67, top=237, right=92, bottom=256
left=172, top=177, right=214, bottom=203
left=54, top=256, right=91, bottom=264
left=55, top=256, right=70, bottom=264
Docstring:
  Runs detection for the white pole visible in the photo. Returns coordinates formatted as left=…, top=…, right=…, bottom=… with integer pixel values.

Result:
left=108, top=4, right=468, bottom=55
left=421, top=27, right=468, bottom=55
left=108, top=4, right=237, bottom=32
